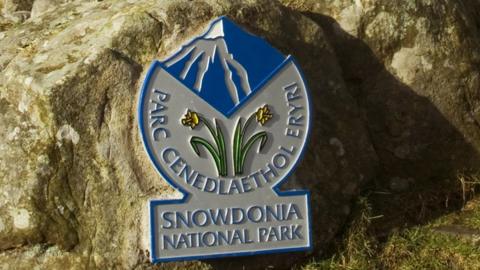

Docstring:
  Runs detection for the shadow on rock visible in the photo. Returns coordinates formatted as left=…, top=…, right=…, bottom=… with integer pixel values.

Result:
left=207, top=9, right=480, bottom=270
left=305, top=13, right=480, bottom=247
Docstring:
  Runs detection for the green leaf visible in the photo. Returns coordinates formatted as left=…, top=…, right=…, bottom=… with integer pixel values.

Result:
left=239, top=131, right=268, bottom=172
left=242, top=113, right=256, bottom=139
left=215, top=119, right=227, bottom=176
left=233, top=118, right=243, bottom=174
left=200, top=116, right=217, bottom=140
left=201, top=117, right=222, bottom=157
left=197, top=117, right=228, bottom=176
left=190, top=136, right=224, bottom=176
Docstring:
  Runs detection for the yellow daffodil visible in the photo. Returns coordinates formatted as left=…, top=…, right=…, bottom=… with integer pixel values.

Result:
left=256, top=105, right=272, bottom=125
left=181, top=110, right=200, bottom=129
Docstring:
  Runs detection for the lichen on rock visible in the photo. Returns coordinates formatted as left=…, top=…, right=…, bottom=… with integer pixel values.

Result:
left=1, top=0, right=370, bottom=268
left=1, top=0, right=480, bottom=269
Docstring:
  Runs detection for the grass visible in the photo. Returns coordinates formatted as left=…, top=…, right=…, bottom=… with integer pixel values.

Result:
left=301, top=173, right=480, bottom=270
left=302, top=198, right=377, bottom=270
left=378, top=226, right=480, bottom=269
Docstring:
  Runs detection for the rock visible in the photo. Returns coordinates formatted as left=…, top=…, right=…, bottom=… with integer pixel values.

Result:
left=0, top=1, right=168, bottom=268
left=1, top=0, right=479, bottom=269
left=281, top=0, right=480, bottom=184
left=30, top=0, right=62, bottom=18
left=30, top=0, right=92, bottom=19
left=1, top=0, right=33, bottom=22
left=389, top=177, right=412, bottom=192
left=0, top=98, right=52, bottom=250
left=0, top=0, right=378, bottom=269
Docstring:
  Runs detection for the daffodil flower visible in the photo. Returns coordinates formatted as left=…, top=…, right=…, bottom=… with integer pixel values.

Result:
left=255, top=105, right=273, bottom=125
left=181, top=110, right=200, bottom=129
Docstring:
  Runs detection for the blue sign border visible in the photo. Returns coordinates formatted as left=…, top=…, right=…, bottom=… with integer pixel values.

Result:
left=137, top=20, right=314, bottom=263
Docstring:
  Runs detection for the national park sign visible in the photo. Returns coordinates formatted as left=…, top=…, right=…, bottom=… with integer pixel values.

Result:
left=138, top=16, right=312, bottom=262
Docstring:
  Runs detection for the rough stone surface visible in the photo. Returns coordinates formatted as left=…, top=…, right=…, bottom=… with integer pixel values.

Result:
left=0, top=0, right=479, bottom=269
left=0, top=0, right=377, bottom=268
left=2, top=0, right=33, bottom=22
left=282, top=0, right=480, bottom=184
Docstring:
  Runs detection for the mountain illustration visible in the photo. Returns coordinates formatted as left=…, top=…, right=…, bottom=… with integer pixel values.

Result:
left=162, top=17, right=286, bottom=115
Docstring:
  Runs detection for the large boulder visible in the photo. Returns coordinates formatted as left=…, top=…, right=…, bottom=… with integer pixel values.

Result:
left=281, top=0, right=480, bottom=236
left=0, top=0, right=377, bottom=269
left=1, top=0, right=479, bottom=269
left=282, top=0, right=480, bottom=189
left=1, top=0, right=33, bottom=22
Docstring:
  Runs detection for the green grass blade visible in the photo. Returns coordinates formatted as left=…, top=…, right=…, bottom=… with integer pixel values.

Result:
left=198, top=116, right=227, bottom=176
left=215, top=119, right=227, bottom=176
left=233, top=118, right=243, bottom=174
left=190, top=136, right=224, bottom=176
left=202, top=117, right=225, bottom=172
left=239, top=131, right=268, bottom=173
left=200, top=116, right=217, bottom=140
left=242, top=113, right=256, bottom=139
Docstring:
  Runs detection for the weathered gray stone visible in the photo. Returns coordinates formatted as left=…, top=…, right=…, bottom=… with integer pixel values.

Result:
left=30, top=0, right=63, bottom=18
left=0, top=0, right=379, bottom=268
left=1, top=0, right=479, bottom=269
left=0, top=1, right=174, bottom=268
left=2, top=0, right=33, bottom=22
left=282, top=0, right=480, bottom=184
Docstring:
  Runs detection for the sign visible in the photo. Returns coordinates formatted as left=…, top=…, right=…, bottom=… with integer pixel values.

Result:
left=138, top=16, right=312, bottom=262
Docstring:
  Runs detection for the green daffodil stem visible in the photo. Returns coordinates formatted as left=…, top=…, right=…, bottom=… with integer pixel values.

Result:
left=233, top=112, right=268, bottom=175
left=191, top=116, right=228, bottom=176
left=233, top=118, right=243, bottom=174
left=185, top=107, right=271, bottom=177
left=214, top=119, right=227, bottom=176
left=190, top=136, right=222, bottom=174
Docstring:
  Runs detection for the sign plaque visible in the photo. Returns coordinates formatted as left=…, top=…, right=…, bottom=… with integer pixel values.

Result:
left=138, top=16, right=312, bottom=262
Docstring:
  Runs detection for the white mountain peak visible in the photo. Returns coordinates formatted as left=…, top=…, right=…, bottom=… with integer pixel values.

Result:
left=164, top=18, right=251, bottom=105
left=204, top=19, right=225, bottom=39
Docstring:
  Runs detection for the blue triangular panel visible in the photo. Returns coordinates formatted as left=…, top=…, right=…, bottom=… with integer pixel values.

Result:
left=162, top=17, right=286, bottom=116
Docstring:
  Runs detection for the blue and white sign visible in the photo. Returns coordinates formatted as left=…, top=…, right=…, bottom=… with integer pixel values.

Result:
left=138, top=16, right=312, bottom=262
